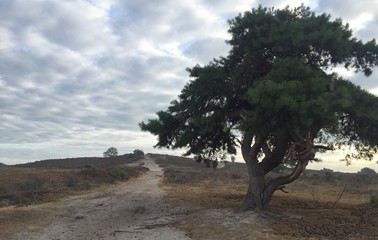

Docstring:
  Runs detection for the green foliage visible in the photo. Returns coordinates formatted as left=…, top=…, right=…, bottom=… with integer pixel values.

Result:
left=103, top=147, right=118, bottom=157
left=358, top=167, right=377, bottom=175
left=133, top=149, right=145, bottom=157
left=109, top=167, right=128, bottom=180
left=140, top=5, right=378, bottom=166
left=370, top=191, right=378, bottom=208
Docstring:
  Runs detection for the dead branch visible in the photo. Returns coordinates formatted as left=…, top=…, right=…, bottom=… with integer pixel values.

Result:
left=332, top=185, right=346, bottom=208
left=314, top=145, right=334, bottom=151
left=276, top=186, right=289, bottom=193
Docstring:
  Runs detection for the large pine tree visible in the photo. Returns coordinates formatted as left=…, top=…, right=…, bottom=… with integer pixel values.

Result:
left=140, top=6, right=378, bottom=210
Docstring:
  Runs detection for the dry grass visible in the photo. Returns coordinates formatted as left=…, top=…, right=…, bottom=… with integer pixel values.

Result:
left=157, top=155, right=378, bottom=239
left=2, top=154, right=377, bottom=239
left=0, top=165, right=148, bottom=207
left=0, top=204, right=53, bottom=239
left=0, top=155, right=148, bottom=239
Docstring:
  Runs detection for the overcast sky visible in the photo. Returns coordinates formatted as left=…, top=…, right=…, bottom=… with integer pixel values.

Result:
left=1, top=0, right=378, bottom=171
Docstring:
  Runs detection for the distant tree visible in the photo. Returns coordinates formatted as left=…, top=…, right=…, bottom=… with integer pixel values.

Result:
left=358, top=167, right=377, bottom=175
left=133, top=149, right=145, bottom=157
left=140, top=6, right=378, bottom=210
left=103, top=147, right=118, bottom=157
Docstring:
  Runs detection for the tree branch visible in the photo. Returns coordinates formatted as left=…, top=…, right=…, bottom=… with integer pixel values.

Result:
left=276, top=186, right=289, bottom=193
left=241, top=132, right=254, bottom=164
left=264, top=157, right=309, bottom=197
left=261, top=142, right=272, bottom=157
left=314, top=145, right=334, bottom=151
left=259, top=130, right=290, bottom=174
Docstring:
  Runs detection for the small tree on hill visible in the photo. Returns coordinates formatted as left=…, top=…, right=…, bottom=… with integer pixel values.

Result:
left=133, top=149, right=145, bottom=157
left=103, top=147, right=118, bottom=157
left=358, top=167, right=377, bottom=175
left=140, top=6, right=378, bottom=210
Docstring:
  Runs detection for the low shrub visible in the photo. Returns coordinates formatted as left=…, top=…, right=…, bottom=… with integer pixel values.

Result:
left=109, top=167, right=128, bottom=180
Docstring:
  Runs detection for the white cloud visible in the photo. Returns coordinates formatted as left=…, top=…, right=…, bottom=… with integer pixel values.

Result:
left=0, top=0, right=378, bottom=172
left=348, top=13, right=374, bottom=31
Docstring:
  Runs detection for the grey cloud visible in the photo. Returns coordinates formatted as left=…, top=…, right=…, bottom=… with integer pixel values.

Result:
left=182, top=37, right=230, bottom=64
left=354, top=17, right=378, bottom=41
left=316, top=0, right=378, bottom=19
left=345, top=69, right=378, bottom=90
left=1, top=0, right=378, bottom=165
left=109, top=0, right=229, bottom=46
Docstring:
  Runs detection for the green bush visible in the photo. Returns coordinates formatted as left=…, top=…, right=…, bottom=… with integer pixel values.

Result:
left=109, top=167, right=128, bottom=180
left=370, top=191, right=378, bottom=208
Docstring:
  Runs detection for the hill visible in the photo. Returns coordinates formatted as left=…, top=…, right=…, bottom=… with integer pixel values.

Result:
left=0, top=163, right=7, bottom=168
left=12, top=154, right=141, bottom=169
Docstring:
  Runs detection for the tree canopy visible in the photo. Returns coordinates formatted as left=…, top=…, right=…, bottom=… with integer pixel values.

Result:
left=103, top=147, right=118, bottom=158
left=140, top=6, right=378, bottom=210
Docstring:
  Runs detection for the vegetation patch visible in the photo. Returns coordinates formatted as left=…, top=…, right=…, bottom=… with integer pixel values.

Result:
left=109, top=166, right=148, bottom=181
left=0, top=163, right=148, bottom=207
left=159, top=155, right=378, bottom=239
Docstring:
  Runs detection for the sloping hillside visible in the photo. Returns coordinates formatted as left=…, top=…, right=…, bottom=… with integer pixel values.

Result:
left=12, top=154, right=141, bottom=169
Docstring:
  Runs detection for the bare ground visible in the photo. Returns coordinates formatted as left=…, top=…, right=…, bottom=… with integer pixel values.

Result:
left=3, top=154, right=377, bottom=239
left=10, top=155, right=192, bottom=240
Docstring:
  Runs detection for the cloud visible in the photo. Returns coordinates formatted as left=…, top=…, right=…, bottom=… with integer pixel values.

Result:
left=0, top=0, right=377, bottom=170
left=182, top=37, right=229, bottom=64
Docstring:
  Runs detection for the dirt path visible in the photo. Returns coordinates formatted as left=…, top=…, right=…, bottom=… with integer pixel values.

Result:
left=14, top=154, right=191, bottom=240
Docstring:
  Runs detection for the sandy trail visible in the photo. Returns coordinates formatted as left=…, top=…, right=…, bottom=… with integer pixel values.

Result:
left=14, top=154, right=190, bottom=240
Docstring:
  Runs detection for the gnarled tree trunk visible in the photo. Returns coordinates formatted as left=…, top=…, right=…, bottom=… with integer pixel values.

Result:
left=241, top=130, right=314, bottom=210
left=241, top=157, right=311, bottom=210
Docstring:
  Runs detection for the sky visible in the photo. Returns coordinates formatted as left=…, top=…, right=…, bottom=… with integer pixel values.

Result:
left=1, top=0, right=378, bottom=172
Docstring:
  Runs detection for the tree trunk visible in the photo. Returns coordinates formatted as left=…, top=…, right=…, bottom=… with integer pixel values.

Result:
left=240, top=130, right=314, bottom=211
left=241, top=165, right=267, bottom=210
left=242, top=157, right=310, bottom=211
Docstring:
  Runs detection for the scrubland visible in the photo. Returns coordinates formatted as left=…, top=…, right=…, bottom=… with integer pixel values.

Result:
left=154, top=154, right=378, bottom=239
left=1, top=154, right=377, bottom=239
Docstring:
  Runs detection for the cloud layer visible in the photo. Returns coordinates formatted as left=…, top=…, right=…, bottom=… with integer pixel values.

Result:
left=1, top=0, right=378, bottom=168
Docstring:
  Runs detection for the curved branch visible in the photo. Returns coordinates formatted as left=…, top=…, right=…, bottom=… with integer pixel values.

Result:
left=241, top=132, right=254, bottom=164
left=263, top=158, right=309, bottom=203
left=259, top=130, right=290, bottom=174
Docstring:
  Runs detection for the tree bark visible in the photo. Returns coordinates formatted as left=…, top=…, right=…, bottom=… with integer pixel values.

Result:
left=240, top=130, right=313, bottom=211
left=242, top=158, right=309, bottom=210
left=241, top=132, right=269, bottom=210
left=241, top=164, right=266, bottom=210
